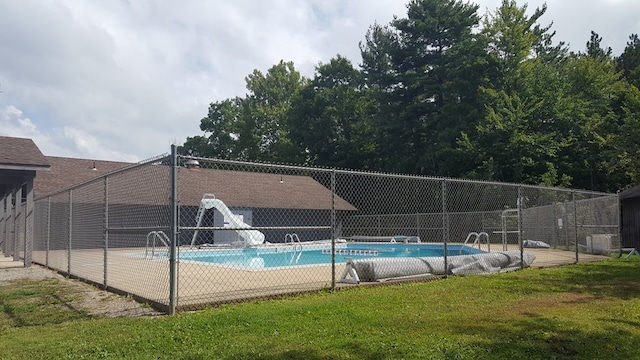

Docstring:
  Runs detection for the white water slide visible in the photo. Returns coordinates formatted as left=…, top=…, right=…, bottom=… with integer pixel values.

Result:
left=190, top=194, right=265, bottom=247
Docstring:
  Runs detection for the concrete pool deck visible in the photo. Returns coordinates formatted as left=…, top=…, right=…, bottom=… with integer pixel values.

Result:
left=0, top=255, right=24, bottom=269
left=30, top=247, right=352, bottom=311
left=12, top=244, right=611, bottom=312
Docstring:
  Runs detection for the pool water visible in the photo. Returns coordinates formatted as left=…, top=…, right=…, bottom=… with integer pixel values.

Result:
left=177, top=243, right=485, bottom=269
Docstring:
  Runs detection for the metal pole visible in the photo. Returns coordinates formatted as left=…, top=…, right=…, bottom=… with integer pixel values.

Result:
left=46, top=197, right=51, bottom=268
left=552, top=202, right=558, bottom=249
left=0, top=196, right=5, bottom=256
left=4, top=195, right=10, bottom=257
left=517, top=187, right=523, bottom=269
left=24, top=179, right=34, bottom=267
left=169, top=145, right=178, bottom=315
left=573, top=192, right=578, bottom=263
left=103, top=176, right=109, bottom=289
left=616, top=192, right=622, bottom=257
left=5, top=194, right=12, bottom=258
left=12, top=187, right=21, bottom=262
left=442, top=179, right=448, bottom=276
left=68, top=189, right=72, bottom=275
left=331, top=170, right=336, bottom=289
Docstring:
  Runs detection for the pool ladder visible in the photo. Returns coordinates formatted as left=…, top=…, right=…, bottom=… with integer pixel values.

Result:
left=461, top=232, right=490, bottom=254
left=284, top=233, right=303, bottom=251
left=145, top=231, right=170, bottom=259
left=284, top=233, right=303, bottom=264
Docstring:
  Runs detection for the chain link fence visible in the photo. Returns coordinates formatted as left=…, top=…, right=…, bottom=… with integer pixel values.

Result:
left=27, top=146, right=619, bottom=314
left=1, top=189, right=28, bottom=263
left=30, top=156, right=173, bottom=312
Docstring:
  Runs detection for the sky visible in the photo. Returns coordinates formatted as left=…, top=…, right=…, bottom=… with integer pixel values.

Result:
left=1, top=0, right=639, bottom=163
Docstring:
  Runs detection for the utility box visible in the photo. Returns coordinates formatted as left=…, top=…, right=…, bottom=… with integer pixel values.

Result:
left=586, top=234, right=617, bottom=255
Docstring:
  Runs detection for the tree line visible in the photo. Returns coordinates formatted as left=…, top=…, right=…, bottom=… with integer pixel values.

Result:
left=181, top=0, right=640, bottom=193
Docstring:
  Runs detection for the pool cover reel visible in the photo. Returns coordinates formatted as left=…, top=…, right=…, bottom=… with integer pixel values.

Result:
left=342, top=250, right=536, bottom=283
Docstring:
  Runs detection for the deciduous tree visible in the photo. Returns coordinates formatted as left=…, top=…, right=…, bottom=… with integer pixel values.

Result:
left=288, top=56, right=375, bottom=169
left=182, top=61, right=305, bottom=162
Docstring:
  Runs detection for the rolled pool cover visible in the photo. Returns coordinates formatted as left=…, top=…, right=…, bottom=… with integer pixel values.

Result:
left=346, top=250, right=536, bottom=282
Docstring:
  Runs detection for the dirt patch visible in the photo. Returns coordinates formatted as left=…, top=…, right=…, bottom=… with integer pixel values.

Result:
left=0, top=265, right=163, bottom=318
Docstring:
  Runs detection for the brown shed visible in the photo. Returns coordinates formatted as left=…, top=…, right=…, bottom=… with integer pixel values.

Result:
left=619, top=185, right=640, bottom=251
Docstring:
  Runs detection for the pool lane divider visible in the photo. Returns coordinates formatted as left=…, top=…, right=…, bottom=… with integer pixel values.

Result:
left=322, top=249, right=379, bottom=256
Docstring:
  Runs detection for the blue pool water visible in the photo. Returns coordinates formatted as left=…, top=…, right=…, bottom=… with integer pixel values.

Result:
left=176, top=243, right=485, bottom=269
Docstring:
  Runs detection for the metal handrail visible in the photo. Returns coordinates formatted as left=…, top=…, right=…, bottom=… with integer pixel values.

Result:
left=284, top=233, right=302, bottom=252
left=145, top=231, right=170, bottom=259
left=461, top=231, right=490, bottom=254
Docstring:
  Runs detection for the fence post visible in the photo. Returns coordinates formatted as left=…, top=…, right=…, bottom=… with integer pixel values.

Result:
left=24, top=179, right=33, bottom=267
left=517, top=186, right=523, bottom=269
left=0, top=197, right=5, bottom=256
left=573, top=191, right=578, bottom=263
left=169, top=145, right=178, bottom=315
left=442, top=179, right=448, bottom=276
left=331, top=169, right=336, bottom=289
left=103, top=176, right=109, bottom=289
left=12, top=187, right=21, bottom=262
left=616, top=192, right=622, bottom=256
left=68, top=189, right=72, bottom=274
left=2, top=196, right=7, bottom=256
left=46, top=196, right=51, bottom=268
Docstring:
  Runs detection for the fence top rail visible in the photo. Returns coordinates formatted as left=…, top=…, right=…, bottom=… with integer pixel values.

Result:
left=106, top=226, right=172, bottom=233
left=350, top=210, right=519, bottom=218
left=33, top=151, right=615, bottom=204
left=181, top=155, right=335, bottom=174
left=182, top=155, right=615, bottom=197
left=180, top=226, right=332, bottom=231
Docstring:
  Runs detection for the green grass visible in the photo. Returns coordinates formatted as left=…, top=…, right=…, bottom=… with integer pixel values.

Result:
left=1, top=259, right=639, bottom=359
left=0, top=277, right=90, bottom=331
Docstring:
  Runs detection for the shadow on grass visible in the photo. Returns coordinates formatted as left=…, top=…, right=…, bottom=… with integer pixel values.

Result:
left=224, top=348, right=388, bottom=360
left=0, top=278, right=90, bottom=328
left=492, top=259, right=640, bottom=300
left=439, top=259, right=640, bottom=359
left=450, top=313, right=636, bottom=359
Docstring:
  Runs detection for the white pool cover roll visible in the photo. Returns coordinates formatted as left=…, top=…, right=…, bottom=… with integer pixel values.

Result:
left=344, top=250, right=536, bottom=282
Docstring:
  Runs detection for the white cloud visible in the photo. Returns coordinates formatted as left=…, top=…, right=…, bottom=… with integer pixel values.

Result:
left=0, top=105, right=69, bottom=158
left=482, top=0, right=640, bottom=55
left=0, top=105, right=138, bottom=162
left=63, top=126, right=139, bottom=162
left=0, top=0, right=638, bottom=162
left=0, top=105, right=38, bottom=137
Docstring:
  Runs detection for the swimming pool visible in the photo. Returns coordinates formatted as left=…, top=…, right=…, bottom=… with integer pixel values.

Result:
left=176, top=243, right=485, bottom=269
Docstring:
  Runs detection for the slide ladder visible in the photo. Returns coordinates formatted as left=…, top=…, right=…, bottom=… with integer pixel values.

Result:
left=461, top=231, right=490, bottom=254
left=190, top=194, right=212, bottom=247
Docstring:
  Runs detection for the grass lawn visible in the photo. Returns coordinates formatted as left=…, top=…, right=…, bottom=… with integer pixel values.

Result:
left=1, top=258, right=639, bottom=359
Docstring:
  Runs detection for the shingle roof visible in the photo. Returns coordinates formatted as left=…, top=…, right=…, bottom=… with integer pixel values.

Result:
left=179, top=168, right=356, bottom=211
left=0, top=136, right=51, bottom=196
left=34, top=156, right=133, bottom=197
left=35, top=157, right=356, bottom=211
left=0, top=136, right=50, bottom=170
left=619, top=184, right=640, bottom=200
